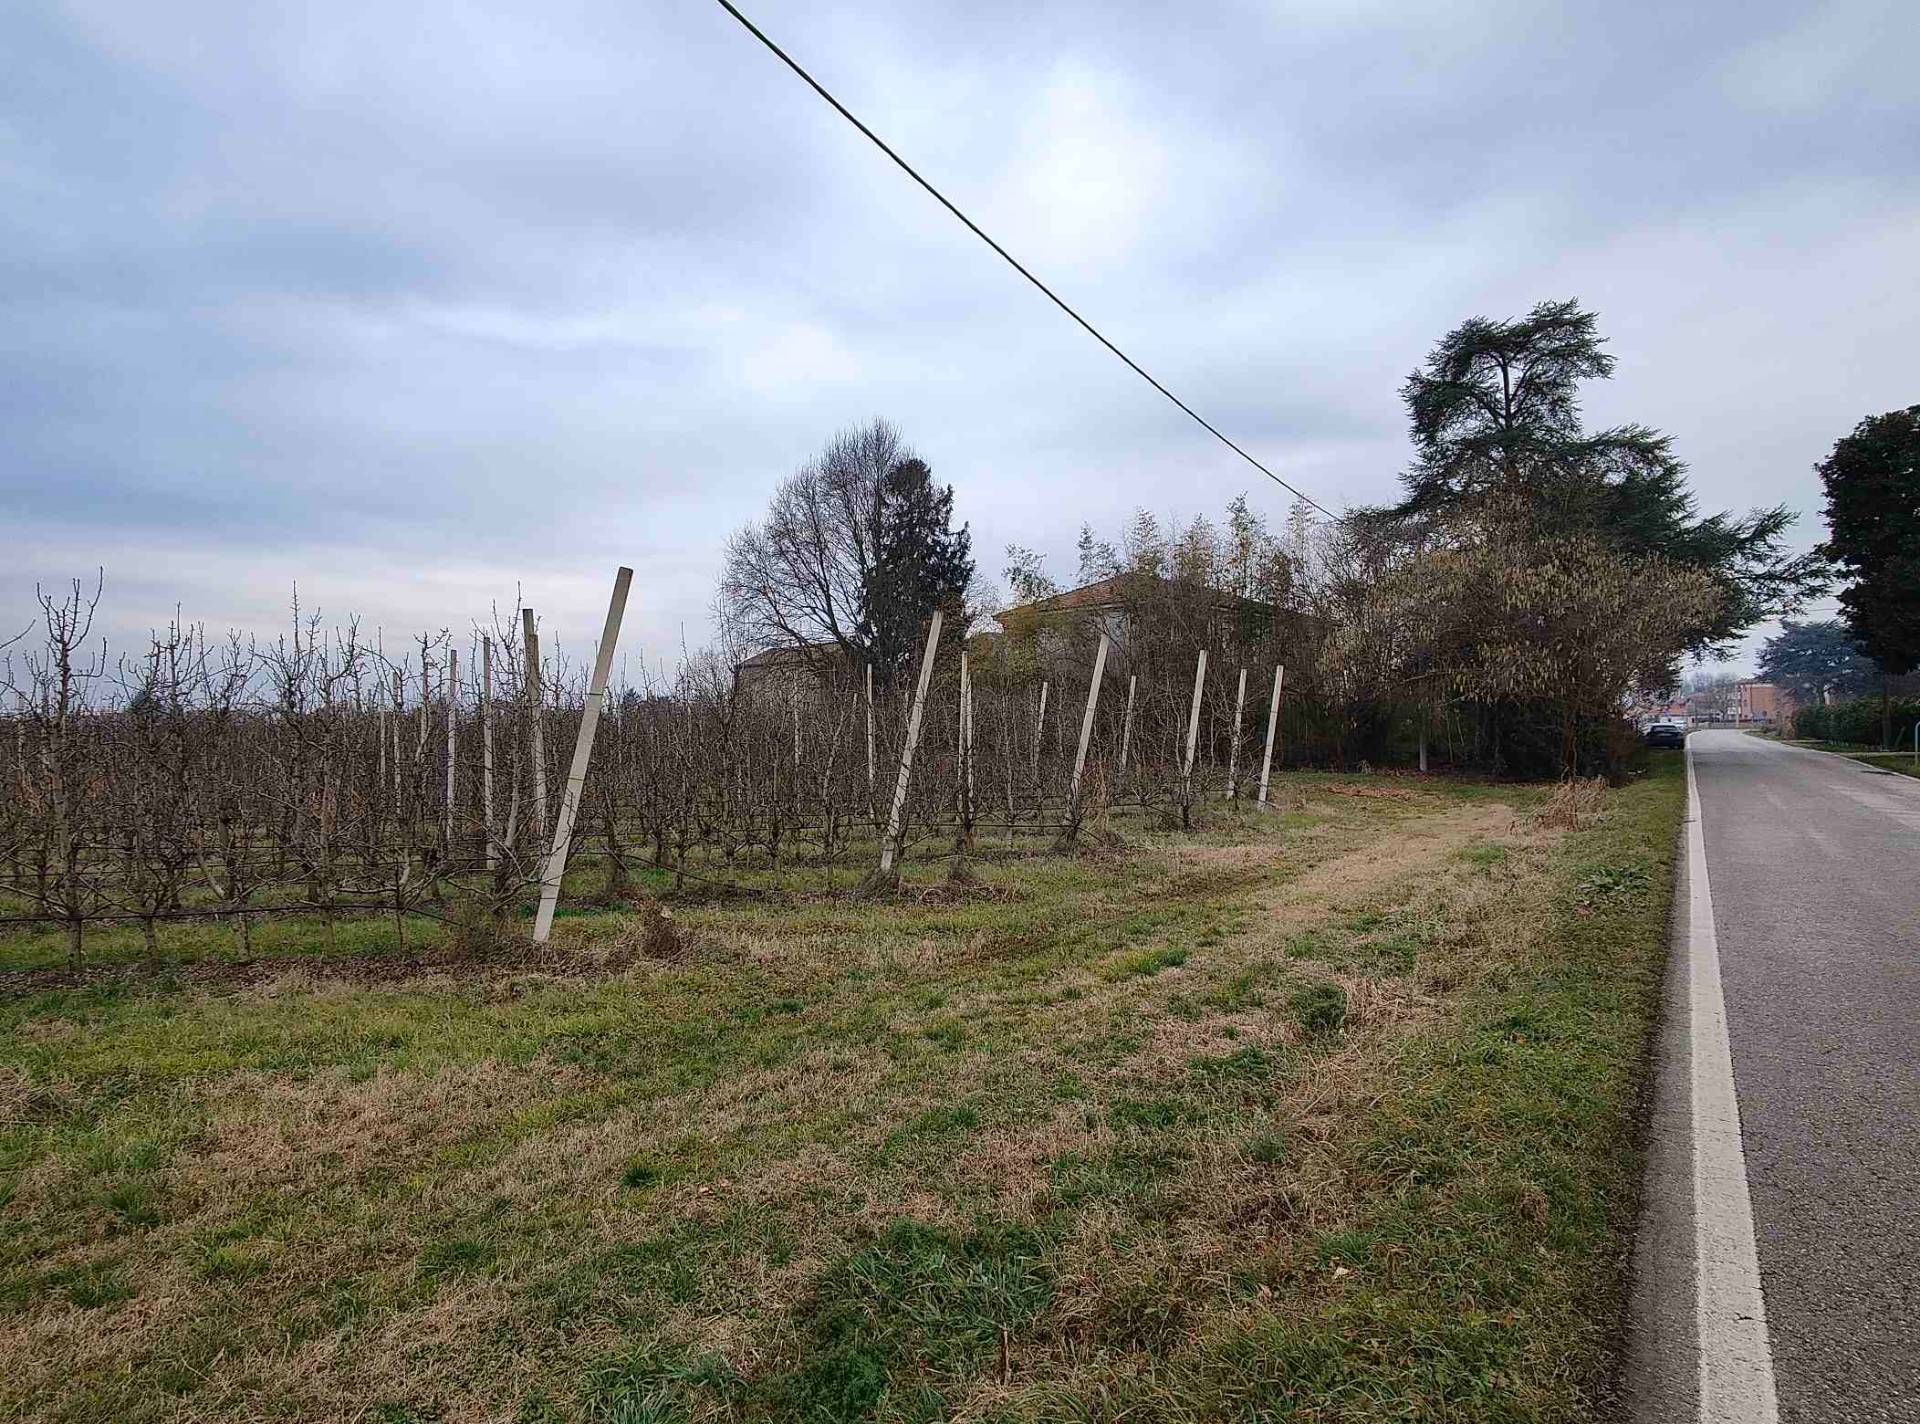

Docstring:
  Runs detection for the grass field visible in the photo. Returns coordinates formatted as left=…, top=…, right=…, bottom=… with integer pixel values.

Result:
left=1783, top=740, right=1920, bottom=779
left=1, top=757, right=1687, bottom=1423
left=1836, top=752, right=1920, bottom=779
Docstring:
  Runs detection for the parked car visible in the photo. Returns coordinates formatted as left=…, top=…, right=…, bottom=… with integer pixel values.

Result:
left=1645, top=719, right=1687, bottom=748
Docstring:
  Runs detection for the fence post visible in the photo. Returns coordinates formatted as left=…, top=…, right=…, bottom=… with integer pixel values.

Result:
left=1033, top=680, right=1049, bottom=775
left=532, top=568, right=633, bottom=943
left=1067, top=632, right=1111, bottom=812
left=1118, top=673, right=1137, bottom=773
left=878, top=609, right=943, bottom=878
left=1257, top=664, right=1285, bottom=805
left=1227, top=666, right=1247, bottom=798
left=444, top=646, right=458, bottom=852
left=391, top=669, right=404, bottom=802
left=481, top=636, right=497, bottom=870
left=522, top=607, right=547, bottom=844
left=959, top=650, right=974, bottom=833
left=1182, top=649, right=1208, bottom=799
left=417, top=651, right=430, bottom=760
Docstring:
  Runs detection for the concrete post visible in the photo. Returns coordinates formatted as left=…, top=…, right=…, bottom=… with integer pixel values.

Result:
left=1067, top=632, right=1111, bottom=811
left=532, top=568, right=633, bottom=943
left=1257, top=664, right=1285, bottom=805
left=878, top=609, right=943, bottom=877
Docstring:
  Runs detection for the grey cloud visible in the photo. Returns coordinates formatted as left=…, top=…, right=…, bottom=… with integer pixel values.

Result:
left=3, top=0, right=1916, bottom=670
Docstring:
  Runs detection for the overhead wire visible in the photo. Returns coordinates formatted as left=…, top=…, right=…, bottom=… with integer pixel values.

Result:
left=709, top=0, right=1338, bottom=520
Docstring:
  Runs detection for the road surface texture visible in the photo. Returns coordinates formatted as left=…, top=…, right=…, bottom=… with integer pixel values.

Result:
left=1627, top=731, right=1920, bottom=1422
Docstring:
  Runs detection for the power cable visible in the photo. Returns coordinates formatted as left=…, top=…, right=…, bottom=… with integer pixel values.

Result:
left=710, top=0, right=1338, bottom=520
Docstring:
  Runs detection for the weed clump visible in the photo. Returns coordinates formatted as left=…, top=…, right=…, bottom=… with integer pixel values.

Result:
left=1245, top=1131, right=1288, bottom=1165
left=444, top=898, right=530, bottom=957
left=1290, top=982, right=1348, bottom=1034
left=621, top=1158, right=663, bottom=1190
left=1535, top=775, right=1607, bottom=829
left=617, top=897, right=687, bottom=961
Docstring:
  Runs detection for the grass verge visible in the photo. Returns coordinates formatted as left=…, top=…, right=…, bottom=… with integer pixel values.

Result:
left=1, top=758, right=1685, bottom=1422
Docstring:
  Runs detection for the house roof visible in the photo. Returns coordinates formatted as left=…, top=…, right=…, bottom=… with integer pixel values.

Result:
left=735, top=642, right=840, bottom=670
left=999, top=572, right=1279, bottom=625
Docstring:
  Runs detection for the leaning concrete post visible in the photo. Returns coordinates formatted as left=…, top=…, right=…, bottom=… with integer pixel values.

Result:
left=1067, top=632, right=1111, bottom=811
left=1182, top=649, right=1208, bottom=796
left=532, top=568, right=633, bottom=943
left=1257, top=664, right=1285, bottom=805
left=1227, top=665, right=1247, bottom=798
left=878, top=609, right=943, bottom=877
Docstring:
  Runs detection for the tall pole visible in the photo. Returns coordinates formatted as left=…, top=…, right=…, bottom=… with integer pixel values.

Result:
left=533, top=568, right=633, bottom=943
left=481, top=637, right=497, bottom=870
left=417, top=652, right=430, bottom=760
left=522, top=607, right=546, bottom=844
left=878, top=610, right=943, bottom=877
left=1033, top=680, right=1049, bottom=775
left=444, top=646, right=458, bottom=852
left=1227, top=666, right=1247, bottom=798
left=1182, top=649, right=1208, bottom=791
left=864, top=662, right=876, bottom=798
left=1257, top=664, right=1286, bottom=805
left=1068, top=632, right=1111, bottom=811
left=959, top=650, right=973, bottom=825
left=391, top=669, right=404, bottom=802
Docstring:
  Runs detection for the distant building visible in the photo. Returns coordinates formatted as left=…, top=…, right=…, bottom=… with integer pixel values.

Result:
left=994, top=573, right=1289, bottom=667
left=732, top=642, right=849, bottom=698
left=1738, top=681, right=1787, bottom=724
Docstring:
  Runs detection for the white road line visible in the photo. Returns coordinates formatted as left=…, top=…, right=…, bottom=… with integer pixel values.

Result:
left=1686, top=743, right=1781, bottom=1422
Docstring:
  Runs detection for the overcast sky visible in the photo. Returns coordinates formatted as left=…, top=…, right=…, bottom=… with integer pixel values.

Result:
left=4, top=0, right=1915, bottom=677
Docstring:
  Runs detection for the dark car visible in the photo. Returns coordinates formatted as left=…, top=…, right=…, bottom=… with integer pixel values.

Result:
left=1645, top=719, right=1687, bottom=748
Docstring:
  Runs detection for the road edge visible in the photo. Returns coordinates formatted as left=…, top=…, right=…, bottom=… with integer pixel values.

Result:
left=1684, top=741, right=1781, bottom=1423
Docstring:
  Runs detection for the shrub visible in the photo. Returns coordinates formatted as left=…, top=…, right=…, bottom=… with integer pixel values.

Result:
left=1794, top=694, right=1920, bottom=747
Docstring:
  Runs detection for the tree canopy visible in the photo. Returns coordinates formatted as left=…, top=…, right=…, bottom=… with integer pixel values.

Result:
left=1756, top=620, right=1880, bottom=706
left=719, top=420, right=974, bottom=687
left=1392, top=297, right=1821, bottom=651
left=1818, top=405, right=1920, bottom=675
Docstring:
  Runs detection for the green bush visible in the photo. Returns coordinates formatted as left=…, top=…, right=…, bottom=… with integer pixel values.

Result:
left=1793, top=694, right=1920, bottom=747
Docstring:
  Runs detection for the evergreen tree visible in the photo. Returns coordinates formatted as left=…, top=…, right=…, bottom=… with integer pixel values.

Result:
left=1393, top=297, right=1821, bottom=650
left=863, top=456, right=974, bottom=682
left=720, top=420, right=973, bottom=688
left=1818, top=406, right=1920, bottom=675
left=1756, top=620, right=1879, bottom=707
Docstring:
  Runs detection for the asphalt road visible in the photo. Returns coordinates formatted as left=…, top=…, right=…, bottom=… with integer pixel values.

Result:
left=1627, top=731, right=1920, bottom=1422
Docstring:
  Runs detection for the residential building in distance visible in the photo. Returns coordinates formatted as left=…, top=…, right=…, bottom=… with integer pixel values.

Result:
left=1737, top=680, right=1787, bottom=725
